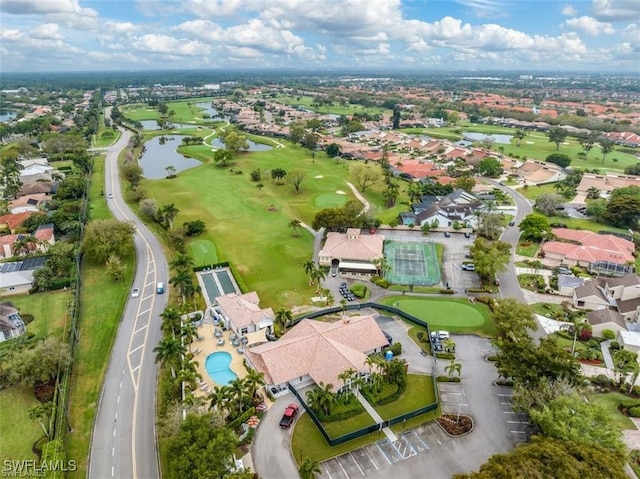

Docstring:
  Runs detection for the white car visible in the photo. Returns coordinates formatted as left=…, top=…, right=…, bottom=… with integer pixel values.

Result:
left=131, top=288, right=140, bottom=298
left=108, top=193, right=113, bottom=199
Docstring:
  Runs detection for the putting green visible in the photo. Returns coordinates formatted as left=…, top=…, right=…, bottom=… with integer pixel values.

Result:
left=384, top=297, right=485, bottom=328
left=314, top=193, right=348, bottom=209
left=189, top=239, right=218, bottom=267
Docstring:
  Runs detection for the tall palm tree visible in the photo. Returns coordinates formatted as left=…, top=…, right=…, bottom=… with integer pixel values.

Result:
left=153, top=337, right=185, bottom=378
left=227, top=377, right=252, bottom=418
left=184, top=281, right=202, bottom=311
left=170, top=269, right=194, bottom=305
left=288, top=218, right=302, bottom=237
left=176, top=367, right=201, bottom=395
left=160, top=306, right=182, bottom=336
left=311, top=267, right=326, bottom=293
left=170, top=252, right=194, bottom=271
left=514, top=129, right=526, bottom=147
left=322, top=289, right=334, bottom=306
left=299, top=457, right=321, bottom=479
left=245, top=370, right=265, bottom=400
left=209, top=385, right=230, bottom=413
left=445, top=359, right=462, bottom=379
left=159, top=203, right=179, bottom=229
left=28, top=402, right=53, bottom=438
left=303, top=259, right=316, bottom=286
left=338, top=368, right=356, bottom=395
left=275, top=308, right=293, bottom=334
left=181, top=323, right=198, bottom=350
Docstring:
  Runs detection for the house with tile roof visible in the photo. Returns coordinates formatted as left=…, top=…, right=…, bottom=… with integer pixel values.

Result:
left=0, top=302, right=26, bottom=342
left=244, top=314, right=388, bottom=395
left=0, top=212, right=32, bottom=233
left=318, top=228, right=385, bottom=277
left=576, top=173, right=640, bottom=199
left=215, top=291, right=274, bottom=335
left=542, top=228, right=635, bottom=275
left=586, top=309, right=628, bottom=337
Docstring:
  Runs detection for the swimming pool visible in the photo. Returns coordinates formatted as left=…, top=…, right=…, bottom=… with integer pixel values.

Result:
left=205, top=352, right=237, bottom=386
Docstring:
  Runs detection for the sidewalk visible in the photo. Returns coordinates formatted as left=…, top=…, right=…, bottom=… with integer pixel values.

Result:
left=355, top=391, right=397, bottom=442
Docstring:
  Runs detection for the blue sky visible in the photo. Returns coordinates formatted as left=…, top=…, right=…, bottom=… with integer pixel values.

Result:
left=1, top=0, right=638, bottom=72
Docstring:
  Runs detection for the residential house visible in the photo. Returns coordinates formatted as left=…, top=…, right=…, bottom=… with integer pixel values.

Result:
left=576, top=173, right=640, bottom=199
left=8, top=193, right=50, bottom=214
left=542, top=228, right=635, bottom=275
left=0, top=224, right=55, bottom=259
left=244, top=315, right=388, bottom=396
left=17, top=181, right=57, bottom=197
left=618, top=331, right=640, bottom=355
left=215, top=291, right=274, bottom=335
left=557, top=274, right=587, bottom=297
left=318, top=228, right=385, bottom=277
left=399, top=189, right=482, bottom=228
left=0, top=256, right=47, bottom=295
left=19, top=158, right=55, bottom=184
left=586, top=309, right=627, bottom=337
left=0, top=212, right=32, bottom=233
left=0, top=302, right=26, bottom=342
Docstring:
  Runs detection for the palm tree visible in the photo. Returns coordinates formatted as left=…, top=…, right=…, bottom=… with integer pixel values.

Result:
left=514, top=129, right=525, bottom=147
left=372, top=257, right=391, bottom=278
left=338, top=368, right=356, bottom=395
left=304, top=259, right=317, bottom=285
left=444, top=359, right=462, bottom=379
left=306, top=382, right=336, bottom=416
left=311, top=267, right=326, bottom=293
left=159, top=203, right=179, bottom=229
left=209, top=385, right=230, bottom=413
left=442, top=338, right=456, bottom=353
left=153, top=337, right=185, bottom=378
left=227, top=377, right=252, bottom=418
left=600, top=139, right=615, bottom=164
left=170, top=269, right=194, bottom=305
left=340, top=298, right=348, bottom=314
left=322, top=289, right=334, bottom=306
left=288, top=219, right=302, bottom=237
left=275, top=308, right=293, bottom=334
left=176, top=367, right=201, bottom=395
left=245, top=370, right=265, bottom=400
left=170, top=252, right=194, bottom=271
left=184, top=281, right=202, bottom=311
left=165, top=165, right=176, bottom=178
left=181, top=323, right=198, bottom=350
left=299, top=457, right=321, bottom=479
left=28, top=402, right=53, bottom=438
left=160, top=306, right=182, bottom=336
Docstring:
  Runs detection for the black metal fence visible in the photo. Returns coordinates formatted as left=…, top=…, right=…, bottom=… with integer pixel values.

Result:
left=290, top=302, right=439, bottom=446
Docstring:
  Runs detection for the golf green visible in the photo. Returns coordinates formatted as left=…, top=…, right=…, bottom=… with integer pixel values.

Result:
left=314, top=192, right=348, bottom=208
left=385, top=297, right=485, bottom=327
left=189, top=239, right=218, bottom=266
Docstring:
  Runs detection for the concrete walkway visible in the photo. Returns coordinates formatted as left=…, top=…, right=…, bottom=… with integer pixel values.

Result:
left=346, top=181, right=370, bottom=214
left=355, top=391, right=398, bottom=442
left=600, top=339, right=615, bottom=370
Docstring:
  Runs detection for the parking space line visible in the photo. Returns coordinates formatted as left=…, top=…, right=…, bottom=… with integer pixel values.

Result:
left=411, top=431, right=429, bottom=451
left=511, top=430, right=527, bottom=434
left=363, top=448, right=378, bottom=471
left=503, top=411, right=516, bottom=414
left=337, top=458, right=350, bottom=479
left=375, top=442, right=392, bottom=465
left=323, top=464, right=333, bottom=479
left=349, top=453, right=364, bottom=476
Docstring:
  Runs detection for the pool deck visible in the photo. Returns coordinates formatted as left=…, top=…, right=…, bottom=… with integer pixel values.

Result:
left=192, top=319, right=248, bottom=395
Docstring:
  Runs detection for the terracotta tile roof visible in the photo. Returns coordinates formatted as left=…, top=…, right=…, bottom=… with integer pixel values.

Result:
left=215, top=292, right=274, bottom=330
left=245, top=315, right=388, bottom=387
left=319, top=230, right=385, bottom=262
left=0, top=212, right=31, bottom=230
left=544, top=229, right=635, bottom=265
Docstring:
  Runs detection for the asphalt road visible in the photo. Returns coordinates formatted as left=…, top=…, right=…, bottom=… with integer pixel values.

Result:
left=88, top=127, right=169, bottom=479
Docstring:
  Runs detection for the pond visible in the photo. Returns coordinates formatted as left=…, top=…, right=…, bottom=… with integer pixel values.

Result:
left=462, top=131, right=513, bottom=144
left=209, top=137, right=273, bottom=152
left=140, top=120, right=198, bottom=130
left=0, top=110, right=17, bottom=122
left=139, top=135, right=202, bottom=179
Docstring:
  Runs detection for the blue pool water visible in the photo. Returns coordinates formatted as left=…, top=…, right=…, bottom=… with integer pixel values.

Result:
left=205, top=352, right=237, bottom=385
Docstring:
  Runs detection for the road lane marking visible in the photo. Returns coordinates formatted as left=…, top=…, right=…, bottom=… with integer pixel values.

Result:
left=112, top=448, right=115, bottom=457
left=130, top=344, right=144, bottom=354
left=113, top=428, right=116, bottom=437
left=133, top=325, right=148, bottom=335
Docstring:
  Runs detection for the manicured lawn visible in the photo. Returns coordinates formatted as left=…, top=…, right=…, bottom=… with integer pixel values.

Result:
left=543, top=216, right=628, bottom=234
left=516, top=241, right=539, bottom=257
left=274, top=95, right=389, bottom=117
left=530, top=302, right=565, bottom=318
left=140, top=142, right=380, bottom=310
left=518, top=274, right=546, bottom=292
left=379, top=296, right=495, bottom=336
left=11, top=290, right=70, bottom=341
left=0, top=385, right=42, bottom=461
left=322, top=411, right=376, bottom=437
left=587, top=392, right=636, bottom=430
left=374, top=374, right=436, bottom=420
left=189, top=239, right=218, bottom=266
left=66, top=155, right=135, bottom=478
left=518, top=183, right=560, bottom=201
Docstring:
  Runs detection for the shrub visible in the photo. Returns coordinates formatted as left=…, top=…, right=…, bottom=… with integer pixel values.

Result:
left=592, top=374, right=614, bottom=389
left=610, top=341, right=620, bottom=350
left=437, top=376, right=461, bottom=383
left=629, top=407, right=640, bottom=417
left=20, top=313, right=35, bottom=325
left=602, top=329, right=615, bottom=340
left=371, top=276, right=389, bottom=288
left=439, top=289, right=455, bottom=294
left=435, top=352, right=455, bottom=360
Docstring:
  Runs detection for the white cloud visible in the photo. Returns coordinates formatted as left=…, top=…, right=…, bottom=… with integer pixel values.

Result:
left=183, top=0, right=247, bottom=17
left=562, top=5, right=577, bottom=16
left=454, top=0, right=509, bottom=18
left=565, top=15, right=616, bottom=35
left=591, top=0, right=640, bottom=21
left=132, top=34, right=209, bottom=56
left=31, top=23, right=64, bottom=40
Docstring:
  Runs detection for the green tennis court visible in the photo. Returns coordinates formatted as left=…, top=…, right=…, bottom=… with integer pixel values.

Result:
left=384, top=240, right=440, bottom=286
left=189, top=239, right=218, bottom=267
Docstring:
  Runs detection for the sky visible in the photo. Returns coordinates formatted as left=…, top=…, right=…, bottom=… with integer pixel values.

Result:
left=0, top=0, right=639, bottom=73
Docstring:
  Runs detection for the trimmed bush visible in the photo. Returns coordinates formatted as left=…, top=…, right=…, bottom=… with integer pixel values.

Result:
left=435, top=352, right=455, bottom=360
left=350, top=283, right=367, bottom=298
left=437, top=376, right=461, bottom=383
left=439, top=289, right=455, bottom=294
left=592, top=374, right=614, bottom=389
left=610, top=341, right=620, bottom=351
left=629, top=407, right=640, bottom=418
left=371, top=276, right=390, bottom=288
left=602, top=329, right=615, bottom=340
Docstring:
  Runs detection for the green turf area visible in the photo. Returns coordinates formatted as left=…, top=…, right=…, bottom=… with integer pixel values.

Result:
left=122, top=98, right=221, bottom=125
left=273, top=95, right=389, bottom=117
left=11, top=290, right=70, bottom=341
left=0, top=385, right=42, bottom=461
left=140, top=141, right=375, bottom=310
left=517, top=183, right=560, bottom=201
left=322, top=411, right=376, bottom=437
left=530, top=302, right=565, bottom=318
left=374, top=374, right=436, bottom=420
left=189, top=239, right=218, bottom=266
left=516, top=241, right=539, bottom=257
left=384, top=241, right=440, bottom=286
left=542, top=216, right=629, bottom=234
left=314, top=192, right=348, bottom=208
left=379, top=296, right=495, bottom=336
left=587, top=392, right=636, bottom=430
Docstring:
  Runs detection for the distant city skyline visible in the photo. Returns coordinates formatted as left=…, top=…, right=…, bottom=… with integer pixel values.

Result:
left=1, top=0, right=639, bottom=73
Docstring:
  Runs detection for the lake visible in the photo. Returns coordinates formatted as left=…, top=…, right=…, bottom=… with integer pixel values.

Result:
left=209, top=137, right=273, bottom=152
left=140, top=120, right=199, bottom=130
left=139, top=135, right=202, bottom=179
left=0, top=110, right=17, bottom=122
left=462, top=131, right=513, bottom=144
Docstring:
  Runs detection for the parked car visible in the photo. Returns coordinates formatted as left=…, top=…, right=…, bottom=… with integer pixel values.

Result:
left=444, top=231, right=451, bottom=237
left=279, top=404, right=299, bottom=429
left=431, top=330, right=450, bottom=340
left=462, top=263, right=475, bottom=271
left=508, top=220, right=516, bottom=226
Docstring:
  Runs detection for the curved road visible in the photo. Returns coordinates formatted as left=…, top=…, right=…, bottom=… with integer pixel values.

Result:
left=88, top=127, right=169, bottom=479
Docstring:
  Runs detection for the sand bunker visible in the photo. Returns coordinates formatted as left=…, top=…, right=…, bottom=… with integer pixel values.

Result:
left=525, top=141, right=534, bottom=144
left=315, top=175, right=324, bottom=179
left=336, top=190, right=346, bottom=195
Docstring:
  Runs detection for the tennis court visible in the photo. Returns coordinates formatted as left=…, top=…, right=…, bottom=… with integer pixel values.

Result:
left=384, top=241, right=440, bottom=286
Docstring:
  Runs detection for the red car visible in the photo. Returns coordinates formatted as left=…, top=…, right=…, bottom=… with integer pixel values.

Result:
left=279, top=403, right=299, bottom=429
